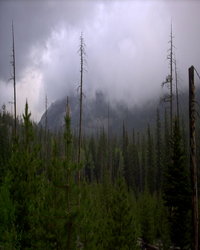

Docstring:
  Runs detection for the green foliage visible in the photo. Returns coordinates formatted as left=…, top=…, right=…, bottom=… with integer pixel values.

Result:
left=96, top=129, right=107, bottom=182
left=163, top=118, right=192, bottom=249
left=138, top=190, right=156, bottom=244
left=78, top=175, right=137, bottom=250
left=0, top=172, right=18, bottom=249
left=0, top=109, right=11, bottom=182
left=0, top=99, right=195, bottom=249
left=106, top=177, right=136, bottom=250
left=23, top=101, right=34, bottom=149
left=127, top=143, right=139, bottom=191
left=155, top=108, right=163, bottom=191
left=138, top=190, right=170, bottom=248
left=146, top=124, right=155, bottom=194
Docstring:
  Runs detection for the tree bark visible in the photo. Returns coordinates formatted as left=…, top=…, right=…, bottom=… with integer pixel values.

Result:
left=189, top=65, right=198, bottom=250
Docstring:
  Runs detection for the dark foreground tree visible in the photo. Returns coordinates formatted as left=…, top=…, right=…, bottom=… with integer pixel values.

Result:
left=163, top=118, right=191, bottom=249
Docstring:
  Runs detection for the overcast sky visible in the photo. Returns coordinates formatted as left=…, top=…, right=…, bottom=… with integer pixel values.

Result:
left=0, top=0, right=199, bottom=121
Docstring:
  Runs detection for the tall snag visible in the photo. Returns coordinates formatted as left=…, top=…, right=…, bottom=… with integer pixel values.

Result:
left=44, top=94, right=48, bottom=170
left=162, top=23, right=174, bottom=136
left=64, top=96, right=73, bottom=250
left=169, top=23, right=173, bottom=135
left=174, top=58, right=180, bottom=122
left=78, top=33, right=86, bottom=183
left=10, top=21, right=17, bottom=138
left=189, top=65, right=198, bottom=250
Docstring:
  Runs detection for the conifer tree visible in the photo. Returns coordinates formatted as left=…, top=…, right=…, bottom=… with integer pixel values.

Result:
left=147, top=124, right=155, bottom=193
left=128, top=129, right=140, bottom=192
left=23, top=101, right=33, bottom=150
left=122, top=122, right=131, bottom=189
left=163, top=118, right=191, bottom=249
left=63, top=98, right=73, bottom=248
left=141, top=135, right=146, bottom=192
left=0, top=172, right=18, bottom=248
left=96, top=128, right=107, bottom=182
left=139, top=190, right=156, bottom=245
left=43, top=99, right=78, bottom=249
left=84, top=142, right=94, bottom=182
left=106, top=176, right=136, bottom=250
left=7, top=101, right=42, bottom=248
left=112, top=146, right=124, bottom=183
left=0, top=108, right=11, bottom=182
left=85, top=136, right=96, bottom=182
left=155, top=108, right=162, bottom=192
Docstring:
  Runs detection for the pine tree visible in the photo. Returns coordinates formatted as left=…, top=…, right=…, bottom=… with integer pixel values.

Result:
left=106, top=176, right=136, bottom=250
left=155, top=108, right=163, bottom=192
left=139, top=190, right=156, bottom=245
left=96, top=128, right=107, bottom=182
left=147, top=124, right=155, bottom=193
left=0, top=108, right=11, bottom=182
left=112, top=146, right=124, bottom=183
left=42, top=99, right=79, bottom=249
left=64, top=97, right=76, bottom=250
left=128, top=129, right=140, bottom=192
left=7, top=101, right=42, bottom=248
left=141, top=134, right=146, bottom=192
left=0, top=172, right=18, bottom=248
left=23, top=101, right=33, bottom=151
left=122, top=122, right=131, bottom=189
left=163, top=118, right=192, bottom=249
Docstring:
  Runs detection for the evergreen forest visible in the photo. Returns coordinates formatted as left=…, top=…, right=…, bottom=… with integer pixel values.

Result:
left=0, top=82, right=199, bottom=250
left=0, top=24, right=199, bottom=250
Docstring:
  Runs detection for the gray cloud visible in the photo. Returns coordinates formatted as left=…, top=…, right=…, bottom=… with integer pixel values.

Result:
left=0, top=0, right=98, bottom=80
left=0, top=0, right=200, bottom=121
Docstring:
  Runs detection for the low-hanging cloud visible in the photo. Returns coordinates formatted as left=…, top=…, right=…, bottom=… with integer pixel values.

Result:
left=0, top=0, right=200, bottom=121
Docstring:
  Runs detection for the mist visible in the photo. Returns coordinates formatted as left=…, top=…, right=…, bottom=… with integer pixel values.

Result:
left=0, top=0, right=199, bottom=121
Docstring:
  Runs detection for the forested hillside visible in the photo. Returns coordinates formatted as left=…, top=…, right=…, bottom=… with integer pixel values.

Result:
left=39, top=91, right=159, bottom=134
left=0, top=92, right=197, bottom=249
left=38, top=87, right=194, bottom=136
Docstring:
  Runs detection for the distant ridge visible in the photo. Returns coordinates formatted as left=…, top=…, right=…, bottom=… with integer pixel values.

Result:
left=39, top=89, right=191, bottom=135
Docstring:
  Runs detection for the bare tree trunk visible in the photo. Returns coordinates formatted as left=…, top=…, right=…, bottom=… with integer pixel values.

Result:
left=78, top=33, right=85, bottom=184
left=162, top=24, right=174, bottom=136
left=66, top=96, right=72, bottom=250
left=189, top=65, right=199, bottom=250
left=45, top=95, right=48, bottom=140
left=169, top=23, right=173, bottom=136
left=107, top=102, right=111, bottom=178
left=11, top=21, right=17, bottom=138
left=44, top=95, right=48, bottom=171
left=175, top=59, right=180, bottom=121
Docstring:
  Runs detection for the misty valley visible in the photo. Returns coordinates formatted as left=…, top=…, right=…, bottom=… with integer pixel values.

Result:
left=1, top=1, right=200, bottom=250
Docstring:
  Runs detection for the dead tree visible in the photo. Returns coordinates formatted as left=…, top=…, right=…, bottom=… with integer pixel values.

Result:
left=65, top=96, right=73, bottom=250
left=189, top=65, right=199, bottom=250
left=44, top=95, right=48, bottom=139
left=107, top=102, right=111, bottom=176
left=162, top=23, right=174, bottom=136
left=169, top=23, right=173, bottom=135
left=11, top=21, right=17, bottom=138
left=77, top=33, right=86, bottom=183
left=174, top=58, right=180, bottom=121
left=44, top=95, right=48, bottom=170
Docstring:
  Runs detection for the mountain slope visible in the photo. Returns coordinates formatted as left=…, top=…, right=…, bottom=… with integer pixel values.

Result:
left=39, top=88, right=193, bottom=135
left=39, top=91, right=161, bottom=134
